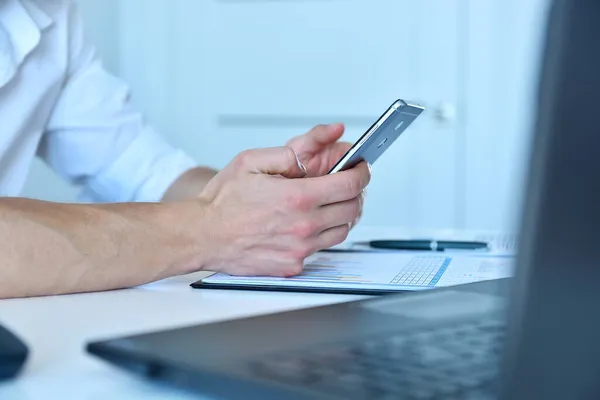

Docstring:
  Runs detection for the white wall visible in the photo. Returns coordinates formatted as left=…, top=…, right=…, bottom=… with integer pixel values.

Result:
left=463, top=0, right=550, bottom=232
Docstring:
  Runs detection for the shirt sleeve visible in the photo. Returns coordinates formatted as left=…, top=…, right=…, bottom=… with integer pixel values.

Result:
left=37, top=2, right=198, bottom=203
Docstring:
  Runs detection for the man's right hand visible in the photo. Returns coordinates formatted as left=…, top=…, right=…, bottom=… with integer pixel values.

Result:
left=196, top=146, right=371, bottom=277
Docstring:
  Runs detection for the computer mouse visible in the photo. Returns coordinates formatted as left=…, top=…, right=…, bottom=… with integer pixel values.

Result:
left=0, top=324, right=28, bottom=381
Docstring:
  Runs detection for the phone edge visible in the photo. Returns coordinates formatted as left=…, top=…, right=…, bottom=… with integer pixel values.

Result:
left=327, top=99, right=418, bottom=174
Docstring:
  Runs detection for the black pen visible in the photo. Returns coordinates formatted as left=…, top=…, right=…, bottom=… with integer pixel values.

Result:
left=354, top=240, right=489, bottom=251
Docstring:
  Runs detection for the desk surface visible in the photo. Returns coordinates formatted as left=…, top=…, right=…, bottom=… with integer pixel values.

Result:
left=0, top=227, right=506, bottom=399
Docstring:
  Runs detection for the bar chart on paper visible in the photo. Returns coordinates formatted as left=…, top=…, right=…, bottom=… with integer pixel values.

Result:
left=200, top=252, right=514, bottom=293
left=288, top=258, right=373, bottom=283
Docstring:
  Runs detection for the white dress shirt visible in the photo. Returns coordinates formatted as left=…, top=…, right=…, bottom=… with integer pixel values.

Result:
left=0, top=0, right=198, bottom=202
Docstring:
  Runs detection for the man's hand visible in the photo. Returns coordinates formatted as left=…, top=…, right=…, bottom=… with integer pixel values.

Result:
left=0, top=136, right=368, bottom=298
left=197, top=146, right=371, bottom=277
left=286, top=123, right=367, bottom=228
left=286, top=123, right=351, bottom=177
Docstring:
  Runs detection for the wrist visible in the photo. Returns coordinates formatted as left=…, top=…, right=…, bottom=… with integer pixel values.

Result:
left=155, top=199, right=214, bottom=275
left=162, top=166, right=218, bottom=202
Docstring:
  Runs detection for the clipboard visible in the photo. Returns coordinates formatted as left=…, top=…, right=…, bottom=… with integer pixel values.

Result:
left=190, top=277, right=408, bottom=296
left=189, top=251, right=514, bottom=296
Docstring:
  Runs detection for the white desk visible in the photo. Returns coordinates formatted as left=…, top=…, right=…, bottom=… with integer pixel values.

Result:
left=0, top=227, right=503, bottom=399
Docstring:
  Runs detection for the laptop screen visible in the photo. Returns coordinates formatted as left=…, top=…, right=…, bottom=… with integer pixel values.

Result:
left=501, top=1, right=600, bottom=398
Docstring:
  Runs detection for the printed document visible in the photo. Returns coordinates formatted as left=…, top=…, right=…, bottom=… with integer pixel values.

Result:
left=202, top=252, right=514, bottom=292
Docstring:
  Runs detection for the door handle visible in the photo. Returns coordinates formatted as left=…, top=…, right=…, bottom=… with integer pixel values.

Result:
left=434, top=101, right=456, bottom=124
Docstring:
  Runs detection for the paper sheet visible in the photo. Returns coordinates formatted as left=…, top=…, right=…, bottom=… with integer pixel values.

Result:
left=202, top=252, right=514, bottom=292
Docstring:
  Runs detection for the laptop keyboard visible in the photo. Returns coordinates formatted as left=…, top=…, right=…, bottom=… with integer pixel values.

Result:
left=251, top=316, right=505, bottom=400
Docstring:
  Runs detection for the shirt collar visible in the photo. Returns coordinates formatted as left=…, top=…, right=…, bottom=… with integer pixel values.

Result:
left=20, top=0, right=53, bottom=31
left=0, top=0, right=53, bottom=67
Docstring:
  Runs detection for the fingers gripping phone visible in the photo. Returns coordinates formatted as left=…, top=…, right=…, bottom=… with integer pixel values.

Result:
left=328, top=99, right=424, bottom=174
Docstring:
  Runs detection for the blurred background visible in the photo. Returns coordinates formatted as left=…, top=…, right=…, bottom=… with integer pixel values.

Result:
left=22, top=0, right=550, bottom=232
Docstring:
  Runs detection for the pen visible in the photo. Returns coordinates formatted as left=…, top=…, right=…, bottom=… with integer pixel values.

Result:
left=355, top=240, right=489, bottom=251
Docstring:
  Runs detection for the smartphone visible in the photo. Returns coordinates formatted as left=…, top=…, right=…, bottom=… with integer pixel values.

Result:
left=328, top=99, right=424, bottom=174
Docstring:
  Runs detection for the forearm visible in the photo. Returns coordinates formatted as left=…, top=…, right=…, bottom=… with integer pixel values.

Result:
left=0, top=198, right=206, bottom=299
left=162, top=166, right=218, bottom=201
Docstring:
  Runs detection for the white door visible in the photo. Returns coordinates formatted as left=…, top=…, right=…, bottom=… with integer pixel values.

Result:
left=115, top=0, right=462, bottom=229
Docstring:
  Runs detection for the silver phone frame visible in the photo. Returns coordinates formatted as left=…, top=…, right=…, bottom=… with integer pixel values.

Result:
left=328, top=99, right=424, bottom=174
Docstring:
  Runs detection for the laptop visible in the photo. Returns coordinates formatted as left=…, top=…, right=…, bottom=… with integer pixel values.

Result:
left=86, top=1, right=600, bottom=399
